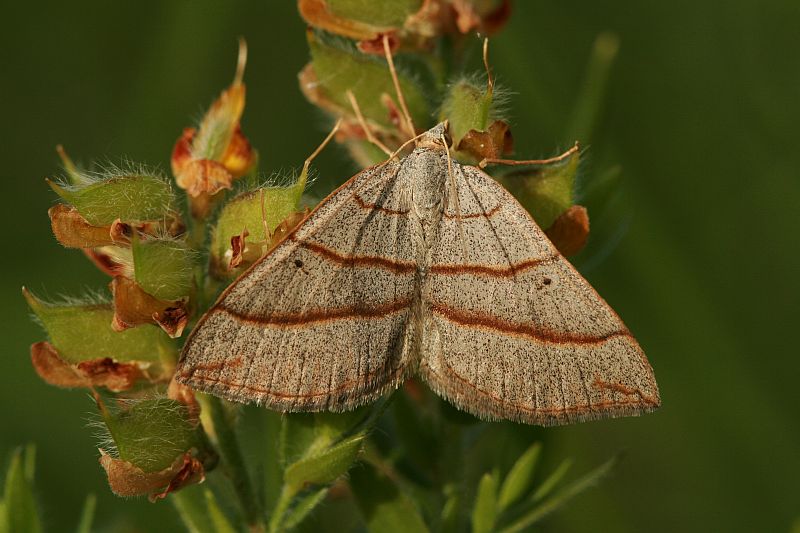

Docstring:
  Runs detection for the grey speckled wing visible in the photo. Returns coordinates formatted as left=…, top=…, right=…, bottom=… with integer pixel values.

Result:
left=419, top=162, right=660, bottom=425
left=177, top=158, right=419, bottom=411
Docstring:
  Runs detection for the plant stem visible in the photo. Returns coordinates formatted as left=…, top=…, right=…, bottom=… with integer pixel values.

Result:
left=267, top=485, right=295, bottom=533
left=205, top=394, right=262, bottom=529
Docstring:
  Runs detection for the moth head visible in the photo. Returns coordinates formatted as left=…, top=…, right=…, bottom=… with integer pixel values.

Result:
left=417, top=121, right=452, bottom=151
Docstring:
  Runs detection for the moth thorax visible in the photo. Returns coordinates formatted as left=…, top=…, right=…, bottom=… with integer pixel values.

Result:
left=409, top=149, right=448, bottom=213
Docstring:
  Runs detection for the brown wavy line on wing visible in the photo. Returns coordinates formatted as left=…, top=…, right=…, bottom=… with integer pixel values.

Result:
left=429, top=254, right=559, bottom=277
left=216, top=298, right=412, bottom=327
left=430, top=303, right=632, bottom=345
left=181, top=363, right=405, bottom=400
left=442, top=203, right=503, bottom=220
left=592, top=378, right=658, bottom=405
left=423, top=358, right=659, bottom=416
left=352, top=193, right=409, bottom=215
left=296, top=238, right=417, bottom=273
left=352, top=193, right=502, bottom=220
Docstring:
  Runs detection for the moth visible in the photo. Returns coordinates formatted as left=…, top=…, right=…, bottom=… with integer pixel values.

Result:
left=176, top=122, right=660, bottom=426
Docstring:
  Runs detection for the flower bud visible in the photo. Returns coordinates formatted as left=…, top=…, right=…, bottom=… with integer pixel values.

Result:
left=496, top=148, right=581, bottom=230
left=24, top=288, right=176, bottom=390
left=300, top=29, right=431, bottom=165
left=210, top=173, right=308, bottom=278
left=172, top=40, right=256, bottom=219
left=97, top=396, right=214, bottom=501
left=47, top=170, right=176, bottom=227
left=299, top=0, right=510, bottom=52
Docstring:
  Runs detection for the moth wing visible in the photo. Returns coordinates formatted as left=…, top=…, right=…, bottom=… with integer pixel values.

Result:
left=419, top=163, right=660, bottom=426
left=178, top=160, right=418, bottom=412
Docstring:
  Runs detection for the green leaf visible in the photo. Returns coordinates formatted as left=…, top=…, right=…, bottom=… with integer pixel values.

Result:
left=279, top=414, right=321, bottom=468
left=282, top=488, right=329, bottom=531
left=262, top=411, right=284, bottom=514
left=498, top=456, right=617, bottom=533
left=210, top=174, right=306, bottom=268
left=313, top=408, right=373, bottom=443
left=531, top=458, right=573, bottom=503
left=439, top=484, right=460, bottom=533
left=48, top=172, right=175, bottom=226
left=55, top=146, right=94, bottom=187
left=308, top=30, right=430, bottom=129
left=327, top=0, right=422, bottom=27
left=349, top=462, right=429, bottom=533
left=496, top=149, right=580, bottom=229
left=280, top=406, right=374, bottom=467
left=1, top=446, right=42, bottom=533
left=171, top=485, right=216, bottom=533
left=24, top=289, right=175, bottom=364
left=205, top=488, right=238, bottom=533
left=497, top=442, right=542, bottom=512
left=566, top=32, right=620, bottom=143
left=101, top=398, right=201, bottom=473
left=471, top=471, right=499, bottom=533
left=440, top=78, right=492, bottom=146
left=131, top=236, right=195, bottom=300
left=271, top=404, right=385, bottom=532
left=285, top=434, right=366, bottom=492
left=75, top=494, right=96, bottom=533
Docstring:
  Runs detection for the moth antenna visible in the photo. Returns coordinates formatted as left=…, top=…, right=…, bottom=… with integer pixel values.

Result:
left=479, top=141, right=580, bottom=169
left=303, top=118, right=342, bottom=175
left=483, top=38, right=494, bottom=97
left=383, top=34, right=416, bottom=140
left=346, top=90, right=393, bottom=157
left=441, top=133, right=469, bottom=262
left=234, top=37, right=248, bottom=85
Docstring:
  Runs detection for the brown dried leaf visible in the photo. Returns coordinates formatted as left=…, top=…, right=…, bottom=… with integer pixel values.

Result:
left=220, top=126, right=255, bottom=179
left=171, top=127, right=195, bottom=178
left=108, top=220, right=133, bottom=244
left=110, top=276, right=188, bottom=338
left=167, top=378, right=201, bottom=422
left=30, top=341, right=147, bottom=392
left=99, top=450, right=205, bottom=500
left=452, top=0, right=480, bottom=33
left=545, top=205, right=590, bottom=257
left=49, top=204, right=115, bottom=248
left=269, top=210, right=308, bottom=250
left=299, top=0, right=387, bottom=41
left=404, top=0, right=449, bottom=39
left=451, top=0, right=511, bottom=35
left=153, top=307, right=189, bottom=339
left=149, top=454, right=205, bottom=502
left=357, top=32, right=399, bottom=55
left=456, top=120, right=514, bottom=161
left=175, top=159, right=234, bottom=198
left=76, top=357, right=146, bottom=392
left=229, top=228, right=249, bottom=270
left=83, top=248, right=129, bottom=277
left=225, top=211, right=307, bottom=274
left=30, top=341, right=89, bottom=388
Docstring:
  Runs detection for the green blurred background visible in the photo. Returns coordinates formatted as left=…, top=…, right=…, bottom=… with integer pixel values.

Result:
left=2, top=1, right=798, bottom=531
